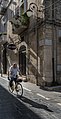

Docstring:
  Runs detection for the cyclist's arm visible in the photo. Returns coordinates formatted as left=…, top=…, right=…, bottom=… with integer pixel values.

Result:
left=19, top=72, right=22, bottom=76
left=7, top=67, right=12, bottom=79
left=17, top=67, right=22, bottom=76
left=9, top=67, right=13, bottom=77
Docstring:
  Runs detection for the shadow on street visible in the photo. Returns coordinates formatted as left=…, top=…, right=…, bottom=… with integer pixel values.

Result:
left=0, top=84, right=43, bottom=119
left=19, top=96, right=53, bottom=112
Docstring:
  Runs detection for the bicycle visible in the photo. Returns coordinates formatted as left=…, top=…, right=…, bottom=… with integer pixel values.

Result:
left=8, top=76, right=23, bottom=97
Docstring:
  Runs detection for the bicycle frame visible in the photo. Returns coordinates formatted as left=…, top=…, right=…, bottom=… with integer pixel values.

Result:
left=8, top=77, right=23, bottom=97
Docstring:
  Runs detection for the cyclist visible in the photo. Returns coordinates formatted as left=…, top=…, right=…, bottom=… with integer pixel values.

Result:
left=8, top=63, right=20, bottom=87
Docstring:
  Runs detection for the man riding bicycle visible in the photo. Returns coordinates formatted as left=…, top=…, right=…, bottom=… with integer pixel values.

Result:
left=8, top=63, right=20, bottom=87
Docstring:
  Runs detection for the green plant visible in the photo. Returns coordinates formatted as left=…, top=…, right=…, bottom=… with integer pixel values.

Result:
left=21, top=13, right=29, bottom=25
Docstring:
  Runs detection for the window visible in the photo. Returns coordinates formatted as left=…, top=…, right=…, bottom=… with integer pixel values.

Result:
left=59, top=37, right=61, bottom=42
left=15, top=6, right=19, bottom=16
left=20, top=0, right=27, bottom=15
left=20, top=3, right=24, bottom=15
left=21, top=36, right=24, bottom=42
left=58, top=30, right=61, bottom=43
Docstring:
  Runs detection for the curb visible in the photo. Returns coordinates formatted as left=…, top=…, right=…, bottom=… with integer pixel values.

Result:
left=44, top=86, right=61, bottom=91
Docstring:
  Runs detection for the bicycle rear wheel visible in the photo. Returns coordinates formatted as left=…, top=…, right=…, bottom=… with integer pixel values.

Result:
left=16, top=83, right=23, bottom=97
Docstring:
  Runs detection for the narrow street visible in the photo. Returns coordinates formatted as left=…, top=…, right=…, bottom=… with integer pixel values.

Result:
left=0, top=0, right=61, bottom=119
left=0, top=76, right=61, bottom=119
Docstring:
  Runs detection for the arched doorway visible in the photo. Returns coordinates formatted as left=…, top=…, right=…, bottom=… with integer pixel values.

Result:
left=3, top=42, right=7, bottom=74
left=19, top=45, right=26, bottom=75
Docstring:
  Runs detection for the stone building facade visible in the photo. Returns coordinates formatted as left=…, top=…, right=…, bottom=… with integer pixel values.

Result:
left=0, top=0, right=61, bottom=86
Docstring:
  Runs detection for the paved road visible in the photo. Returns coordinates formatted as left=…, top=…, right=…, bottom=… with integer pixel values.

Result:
left=0, top=76, right=61, bottom=119
left=0, top=84, right=42, bottom=119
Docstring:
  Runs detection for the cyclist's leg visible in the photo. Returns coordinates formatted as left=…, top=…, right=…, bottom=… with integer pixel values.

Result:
left=14, top=78, right=17, bottom=84
left=9, top=77, right=13, bottom=87
left=14, top=78, right=17, bottom=89
left=9, top=78, right=14, bottom=92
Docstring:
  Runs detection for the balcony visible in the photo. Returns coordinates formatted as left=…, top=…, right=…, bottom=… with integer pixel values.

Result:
left=10, top=13, right=29, bottom=35
left=0, top=6, right=7, bottom=15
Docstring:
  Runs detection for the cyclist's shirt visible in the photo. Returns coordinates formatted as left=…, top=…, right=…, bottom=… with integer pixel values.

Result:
left=9, top=66, right=20, bottom=78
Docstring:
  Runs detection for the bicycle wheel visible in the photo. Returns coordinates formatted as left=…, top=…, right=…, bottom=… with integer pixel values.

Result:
left=16, top=83, right=23, bottom=97
left=8, top=81, right=15, bottom=93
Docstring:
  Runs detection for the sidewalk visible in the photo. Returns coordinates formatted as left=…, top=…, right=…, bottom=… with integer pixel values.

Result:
left=0, top=74, right=61, bottom=92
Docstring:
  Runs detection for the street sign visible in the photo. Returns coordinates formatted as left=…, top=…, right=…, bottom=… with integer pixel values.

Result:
left=7, top=43, right=16, bottom=50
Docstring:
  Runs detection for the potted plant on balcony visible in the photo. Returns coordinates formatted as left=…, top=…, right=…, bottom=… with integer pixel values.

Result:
left=21, top=13, right=29, bottom=26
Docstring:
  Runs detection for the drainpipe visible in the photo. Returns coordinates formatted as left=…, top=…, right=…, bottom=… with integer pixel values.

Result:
left=52, top=0, right=55, bottom=85
left=1, top=45, right=3, bottom=76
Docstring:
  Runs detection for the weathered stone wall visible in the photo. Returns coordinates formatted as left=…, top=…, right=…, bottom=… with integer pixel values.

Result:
left=44, top=25, right=52, bottom=85
left=27, top=30, right=37, bottom=83
left=56, top=29, right=61, bottom=84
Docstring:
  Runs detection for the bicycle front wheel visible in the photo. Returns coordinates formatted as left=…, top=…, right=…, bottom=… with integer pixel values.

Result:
left=16, top=83, right=23, bottom=97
